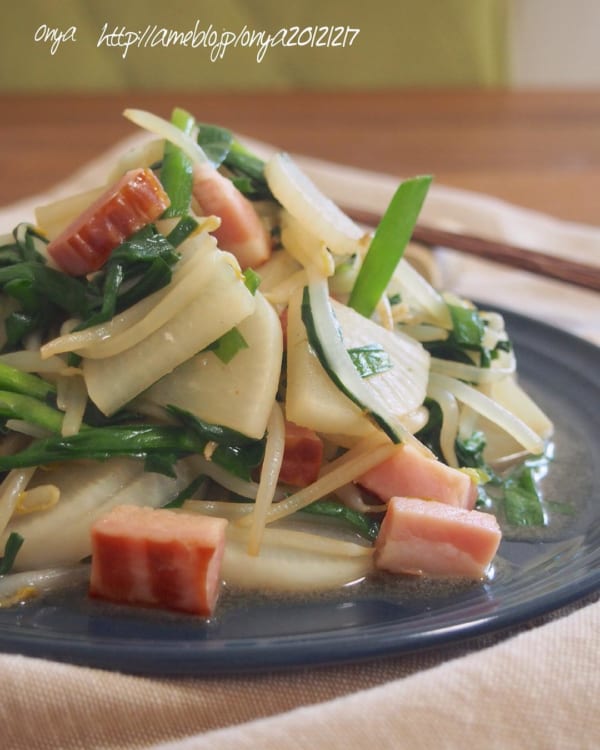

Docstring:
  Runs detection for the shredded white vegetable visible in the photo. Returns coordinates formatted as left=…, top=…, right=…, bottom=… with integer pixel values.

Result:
left=123, top=108, right=211, bottom=168
left=247, top=402, right=285, bottom=555
left=430, top=349, right=516, bottom=385
left=392, top=258, right=452, bottom=328
left=429, top=372, right=545, bottom=455
left=0, top=468, right=36, bottom=537
left=250, top=435, right=398, bottom=526
left=265, top=152, right=364, bottom=256
left=57, top=375, right=88, bottom=437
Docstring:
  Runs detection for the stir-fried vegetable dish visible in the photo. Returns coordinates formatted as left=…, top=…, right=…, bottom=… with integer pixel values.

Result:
left=0, top=108, right=554, bottom=616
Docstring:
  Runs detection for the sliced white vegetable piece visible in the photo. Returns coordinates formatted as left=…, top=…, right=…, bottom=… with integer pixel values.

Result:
left=83, top=244, right=256, bottom=415
left=286, top=287, right=371, bottom=438
left=253, top=249, right=302, bottom=294
left=285, top=284, right=430, bottom=446
left=222, top=526, right=373, bottom=591
left=390, top=258, right=452, bottom=328
left=264, top=152, right=364, bottom=256
left=472, top=375, right=554, bottom=463
left=123, top=108, right=211, bottom=167
left=107, top=137, right=165, bottom=182
left=0, top=566, right=90, bottom=605
left=144, top=292, right=282, bottom=439
left=41, top=233, right=211, bottom=359
left=35, top=186, right=106, bottom=241
left=0, top=468, right=36, bottom=537
left=429, top=372, right=546, bottom=455
left=247, top=402, right=285, bottom=555
left=279, top=209, right=335, bottom=276
left=430, top=349, right=517, bottom=385
left=77, top=249, right=217, bottom=359
left=488, top=375, right=554, bottom=440
left=2, top=457, right=194, bottom=571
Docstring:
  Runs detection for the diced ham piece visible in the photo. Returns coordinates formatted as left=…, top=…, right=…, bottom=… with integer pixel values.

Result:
left=279, top=420, right=324, bottom=487
left=192, top=163, right=271, bottom=269
left=358, top=444, right=478, bottom=510
left=47, top=168, right=170, bottom=276
left=89, top=504, right=228, bottom=616
left=375, top=496, right=502, bottom=579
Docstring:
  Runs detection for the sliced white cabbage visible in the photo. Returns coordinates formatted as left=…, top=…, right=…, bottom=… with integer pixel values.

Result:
left=144, top=292, right=282, bottom=439
left=285, top=287, right=430, bottom=439
left=264, top=152, right=364, bottom=256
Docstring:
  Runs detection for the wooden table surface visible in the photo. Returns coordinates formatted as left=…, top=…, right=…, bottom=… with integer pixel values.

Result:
left=1, top=89, right=599, bottom=227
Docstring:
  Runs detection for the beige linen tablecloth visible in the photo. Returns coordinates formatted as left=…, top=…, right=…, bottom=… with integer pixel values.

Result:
left=0, top=142, right=598, bottom=750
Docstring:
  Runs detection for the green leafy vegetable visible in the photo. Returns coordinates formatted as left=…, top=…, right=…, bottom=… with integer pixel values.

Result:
left=242, top=268, right=261, bottom=295
left=204, top=327, right=249, bottom=364
left=196, top=123, right=273, bottom=200
left=0, top=262, right=90, bottom=318
left=503, top=463, right=546, bottom=526
left=196, top=123, right=234, bottom=167
left=0, top=532, right=24, bottom=575
left=455, top=430, right=498, bottom=484
left=347, top=344, right=393, bottom=379
left=160, top=108, right=195, bottom=218
left=448, top=305, right=486, bottom=349
left=163, top=474, right=207, bottom=509
left=415, top=398, right=443, bottom=458
left=0, top=390, right=69, bottom=434
left=0, top=422, right=262, bottom=481
left=77, top=225, right=180, bottom=330
left=348, top=175, right=432, bottom=318
left=418, top=401, right=550, bottom=526
left=166, top=405, right=258, bottom=446
left=425, top=304, right=512, bottom=369
left=165, top=215, right=199, bottom=247
left=302, top=500, right=381, bottom=541
left=0, top=362, right=55, bottom=400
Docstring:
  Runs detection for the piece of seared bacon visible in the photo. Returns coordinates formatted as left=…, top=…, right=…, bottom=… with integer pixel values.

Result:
left=47, top=168, right=170, bottom=276
left=375, top=496, right=502, bottom=579
left=358, top=443, right=478, bottom=510
left=89, top=504, right=228, bottom=616
left=192, top=163, right=271, bottom=269
left=279, top=420, right=324, bottom=487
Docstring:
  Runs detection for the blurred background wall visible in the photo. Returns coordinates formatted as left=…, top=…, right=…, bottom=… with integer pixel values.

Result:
left=1, top=0, right=508, bottom=90
left=0, top=0, right=598, bottom=91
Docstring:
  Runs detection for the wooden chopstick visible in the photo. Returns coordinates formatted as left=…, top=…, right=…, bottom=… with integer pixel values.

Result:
left=344, top=207, right=600, bottom=292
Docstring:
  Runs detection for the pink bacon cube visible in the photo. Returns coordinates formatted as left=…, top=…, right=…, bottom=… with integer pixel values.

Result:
left=358, top=444, right=478, bottom=510
left=89, top=504, right=228, bottom=616
left=375, top=496, right=502, bottom=579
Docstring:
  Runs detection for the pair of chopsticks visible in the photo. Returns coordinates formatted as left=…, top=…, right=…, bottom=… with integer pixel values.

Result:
left=344, top=207, right=600, bottom=292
